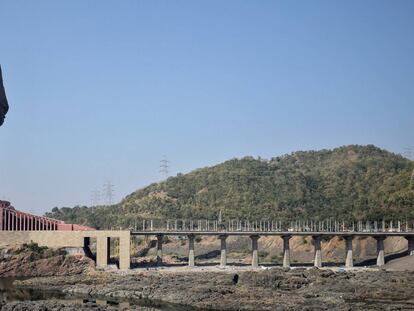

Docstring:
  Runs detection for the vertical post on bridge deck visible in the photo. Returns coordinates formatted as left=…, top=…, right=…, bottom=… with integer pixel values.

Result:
left=345, top=236, right=353, bottom=268
left=219, top=234, right=228, bottom=267
left=250, top=235, right=260, bottom=268
left=156, top=234, right=163, bottom=265
left=282, top=235, right=291, bottom=268
left=188, top=234, right=195, bottom=267
left=313, top=236, right=322, bottom=268
left=375, top=236, right=385, bottom=267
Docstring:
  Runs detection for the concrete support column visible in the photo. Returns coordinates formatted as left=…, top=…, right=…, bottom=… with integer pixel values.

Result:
left=345, top=236, right=353, bottom=268
left=219, top=234, right=228, bottom=267
left=313, top=236, right=322, bottom=268
left=156, top=234, right=163, bottom=265
left=188, top=234, right=195, bottom=267
left=96, top=236, right=109, bottom=268
left=282, top=235, right=291, bottom=268
left=405, top=236, right=414, bottom=256
left=250, top=235, right=260, bottom=268
left=119, top=232, right=131, bottom=269
left=375, top=236, right=385, bottom=267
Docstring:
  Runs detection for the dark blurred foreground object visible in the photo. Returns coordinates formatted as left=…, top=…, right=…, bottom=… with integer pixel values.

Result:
left=0, top=65, right=9, bottom=126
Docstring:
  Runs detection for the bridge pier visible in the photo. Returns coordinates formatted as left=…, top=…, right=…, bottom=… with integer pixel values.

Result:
left=156, top=234, right=163, bottom=264
left=405, top=236, right=414, bottom=256
left=375, top=236, right=385, bottom=267
left=345, top=236, right=353, bottom=268
left=282, top=235, right=291, bottom=268
left=313, top=236, right=322, bottom=268
left=219, top=234, right=228, bottom=267
left=250, top=235, right=260, bottom=268
left=188, top=234, right=195, bottom=267
left=96, top=236, right=110, bottom=268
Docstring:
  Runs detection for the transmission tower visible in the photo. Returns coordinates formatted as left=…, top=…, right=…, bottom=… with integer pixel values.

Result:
left=102, top=181, right=115, bottom=206
left=160, top=157, right=169, bottom=180
left=91, top=189, right=101, bottom=207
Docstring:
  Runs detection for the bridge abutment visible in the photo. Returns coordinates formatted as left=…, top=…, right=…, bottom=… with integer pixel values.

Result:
left=345, top=236, right=353, bottom=268
left=282, top=235, right=291, bottom=268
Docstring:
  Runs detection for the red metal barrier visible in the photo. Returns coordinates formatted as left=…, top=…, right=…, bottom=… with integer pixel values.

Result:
left=0, top=200, right=95, bottom=231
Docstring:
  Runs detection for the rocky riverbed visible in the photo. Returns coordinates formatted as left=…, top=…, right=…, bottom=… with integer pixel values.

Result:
left=7, top=267, right=414, bottom=310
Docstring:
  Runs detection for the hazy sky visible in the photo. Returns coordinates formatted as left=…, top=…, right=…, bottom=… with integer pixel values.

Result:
left=0, top=1, right=413, bottom=215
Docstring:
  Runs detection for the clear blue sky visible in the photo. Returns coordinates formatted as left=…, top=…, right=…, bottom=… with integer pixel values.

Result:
left=0, top=1, right=413, bottom=215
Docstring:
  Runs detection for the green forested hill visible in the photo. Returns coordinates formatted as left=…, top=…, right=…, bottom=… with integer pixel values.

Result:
left=47, top=145, right=414, bottom=229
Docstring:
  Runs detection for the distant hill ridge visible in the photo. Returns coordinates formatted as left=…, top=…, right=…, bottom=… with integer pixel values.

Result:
left=47, top=145, right=414, bottom=229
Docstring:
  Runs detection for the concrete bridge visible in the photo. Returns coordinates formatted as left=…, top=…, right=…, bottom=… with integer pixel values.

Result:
left=132, top=230, right=414, bottom=269
left=1, top=202, right=413, bottom=270
left=2, top=228, right=413, bottom=270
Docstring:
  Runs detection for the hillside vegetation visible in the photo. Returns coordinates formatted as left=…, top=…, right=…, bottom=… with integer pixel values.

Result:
left=47, top=145, right=414, bottom=229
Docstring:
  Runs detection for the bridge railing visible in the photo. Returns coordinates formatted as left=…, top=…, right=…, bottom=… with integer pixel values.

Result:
left=127, top=219, right=414, bottom=233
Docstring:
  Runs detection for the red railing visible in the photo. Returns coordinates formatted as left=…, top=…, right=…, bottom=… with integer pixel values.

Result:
left=0, top=200, right=94, bottom=231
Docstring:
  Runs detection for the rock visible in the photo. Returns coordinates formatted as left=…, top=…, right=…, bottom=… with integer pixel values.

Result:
left=0, top=245, right=95, bottom=277
left=0, top=65, right=9, bottom=126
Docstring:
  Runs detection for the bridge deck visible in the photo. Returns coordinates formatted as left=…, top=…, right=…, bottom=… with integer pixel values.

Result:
left=131, top=231, right=414, bottom=237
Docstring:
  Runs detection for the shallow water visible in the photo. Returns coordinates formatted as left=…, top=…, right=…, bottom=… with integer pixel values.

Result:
left=0, top=277, right=195, bottom=311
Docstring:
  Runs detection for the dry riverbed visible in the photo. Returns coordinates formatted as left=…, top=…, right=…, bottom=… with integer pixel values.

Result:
left=6, top=267, right=414, bottom=311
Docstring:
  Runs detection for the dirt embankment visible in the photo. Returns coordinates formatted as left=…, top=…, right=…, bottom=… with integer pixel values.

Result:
left=15, top=268, right=414, bottom=310
left=0, top=243, right=94, bottom=277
